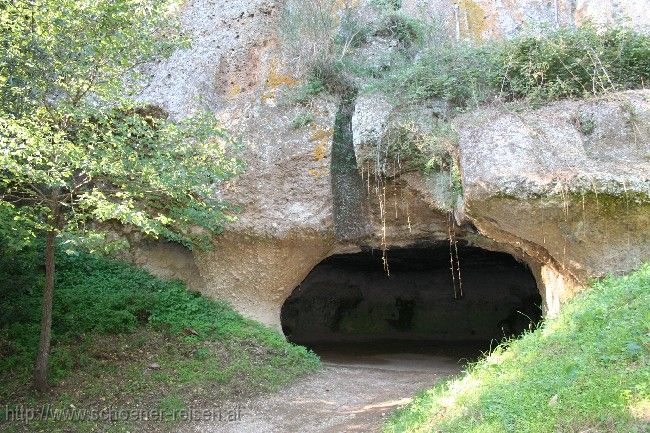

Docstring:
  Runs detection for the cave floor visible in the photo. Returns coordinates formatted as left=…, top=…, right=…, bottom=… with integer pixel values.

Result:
left=179, top=343, right=481, bottom=433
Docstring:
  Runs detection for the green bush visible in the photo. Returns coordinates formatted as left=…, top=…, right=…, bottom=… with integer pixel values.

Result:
left=375, top=12, right=423, bottom=48
left=292, top=76, right=327, bottom=104
left=280, top=1, right=650, bottom=107
left=373, top=120, right=457, bottom=175
left=372, top=0, right=401, bottom=12
left=279, top=0, right=369, bottom=98
left=496, top=26, right=650, bottom=102
left=279, top=0, right=337, bottom=64
left=311, top=60, right=357, bottom=98
left=376, top=40, right=495, bottom=108
left=337, top=6, right=371, bottom=49
left=279, top=0, right=361, bottom=78
left=375, top=25, right=650, bottom=108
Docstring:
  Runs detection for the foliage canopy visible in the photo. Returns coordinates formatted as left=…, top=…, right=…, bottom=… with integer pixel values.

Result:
left=0, top=0, right=243, bottom=251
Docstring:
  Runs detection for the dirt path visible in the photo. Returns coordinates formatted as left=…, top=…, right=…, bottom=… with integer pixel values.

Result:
left=180, top=349, right=467, bottom=433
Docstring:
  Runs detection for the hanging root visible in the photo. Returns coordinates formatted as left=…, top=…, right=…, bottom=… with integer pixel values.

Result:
left=454, top=233, right=463, bottom=298
left=401, top=188, right=412, bottom=233
left=373, top=172, right=390, bottom=276
left=447, top=211, right=462, bottom=299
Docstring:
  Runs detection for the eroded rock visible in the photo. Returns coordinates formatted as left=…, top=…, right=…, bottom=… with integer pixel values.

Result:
left=403, top=0, right=649, bottom=40
left=132, top=0, right=650, bottom=329
left=457, top=90, right=650, bottom=285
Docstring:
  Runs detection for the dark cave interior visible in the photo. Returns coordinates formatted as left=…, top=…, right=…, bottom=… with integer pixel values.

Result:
left=281, top=244, right=542, bottom=351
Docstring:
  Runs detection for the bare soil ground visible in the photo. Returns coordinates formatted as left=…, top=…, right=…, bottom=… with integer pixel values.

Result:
left=179, top=346, right=474, bottom=433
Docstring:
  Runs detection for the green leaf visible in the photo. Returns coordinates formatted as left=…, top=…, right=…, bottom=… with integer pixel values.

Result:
left=0, top=0, right=243, bottom=253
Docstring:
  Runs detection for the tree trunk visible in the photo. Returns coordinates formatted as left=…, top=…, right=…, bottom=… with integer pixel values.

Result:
left=33, top=229, right=56, bottom=393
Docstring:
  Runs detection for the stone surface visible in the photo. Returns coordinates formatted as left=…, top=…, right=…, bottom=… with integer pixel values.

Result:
left=575, top=0, right=650, bottom=33
left=139, top=0, right=280, bottom=120
left=194, top=231, right=334, bottom=329
left=133, top=0, right=650, bottom=329
left=351, top=93, right=448, bottom=175
left=403, top=0, right=650, bottom=40
left=457, top=90, right=650, bottom=284
left=351, top=92, right=393, bottom=167
left=129, top=240, right=206, bottom=290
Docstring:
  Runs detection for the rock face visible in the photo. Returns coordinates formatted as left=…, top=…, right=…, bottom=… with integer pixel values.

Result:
left=402, top=0, right=650, bottom=40
left=575, top=0, right=650, bottom=32
left=139, top=0, right=280, bottom=119
left=138, top=0, right=341, bottom=328
left=135, top=0, right=650, bottom=329
left=456, top=90, right=650, bottom=313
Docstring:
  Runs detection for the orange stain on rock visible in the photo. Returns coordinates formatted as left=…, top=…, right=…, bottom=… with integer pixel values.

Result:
left=266, top=59, right=299, bottom=89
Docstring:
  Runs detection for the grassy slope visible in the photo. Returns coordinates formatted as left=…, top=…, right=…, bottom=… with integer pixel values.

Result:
left=385, top=264, right=650, bottom=433
left=0, top=249, right=319, bottom=432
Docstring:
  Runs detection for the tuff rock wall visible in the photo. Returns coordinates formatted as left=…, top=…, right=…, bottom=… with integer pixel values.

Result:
left=134, top=0, right=650, bottom=329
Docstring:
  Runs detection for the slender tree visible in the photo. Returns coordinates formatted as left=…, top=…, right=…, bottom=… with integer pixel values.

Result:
left=0, top=0, right=242, bottom=392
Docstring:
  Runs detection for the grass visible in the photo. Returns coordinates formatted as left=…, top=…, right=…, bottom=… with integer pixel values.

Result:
left=0, top=246, right=320, bottom=432
left=383, top=264, right=650, bottom=433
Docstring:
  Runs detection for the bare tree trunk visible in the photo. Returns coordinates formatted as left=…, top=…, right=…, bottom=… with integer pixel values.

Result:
left=34, top=228, right=57, bottom=392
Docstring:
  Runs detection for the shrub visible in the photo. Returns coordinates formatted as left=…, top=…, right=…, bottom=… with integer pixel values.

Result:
left=374, top=25, right=650, bottom=108
left=496, top=25, right=650, bottom=102
left=337, top=6, right=371, bottom=50
left=375, top=12, right=423, bottom=48
left=292, top=77, right=327, bottom=104
left=372, top=0, right=401, bottom=11
left=280, top=0, right=367, bottom=98
left=311, top=60, right=357, bottom=98
left=281, top=2, right=650, bottom=108
left=0, top=247, right=319, bottom=393
left=365, top=119, right=458, bottom=181
left=279, top=0, right=367, bottom=76
left=279, top=0, right=340, bottom=74
left=377, top=40, right=495, bottom=108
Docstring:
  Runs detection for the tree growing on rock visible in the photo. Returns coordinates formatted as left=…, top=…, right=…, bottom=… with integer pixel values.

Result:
left=0, top=0, right=242, bottom=392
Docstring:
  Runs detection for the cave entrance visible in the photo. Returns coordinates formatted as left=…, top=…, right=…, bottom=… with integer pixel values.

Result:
left=281, top=244, right=541, bottom=358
